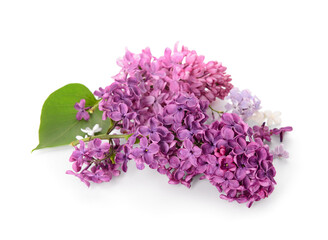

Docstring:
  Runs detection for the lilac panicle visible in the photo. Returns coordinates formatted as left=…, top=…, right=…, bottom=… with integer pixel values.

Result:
left=66, top=44, right=292, bottom=208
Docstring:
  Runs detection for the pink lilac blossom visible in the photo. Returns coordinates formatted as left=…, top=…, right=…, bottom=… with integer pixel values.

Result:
left=67, top=44, right=292, bottom=208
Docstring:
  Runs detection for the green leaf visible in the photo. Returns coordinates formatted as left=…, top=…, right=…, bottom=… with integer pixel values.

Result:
left=33, top=83, right=110, bottom=151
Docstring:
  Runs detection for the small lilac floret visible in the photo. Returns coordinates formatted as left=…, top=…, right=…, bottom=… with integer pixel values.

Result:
left=74, top=99, right=90, bottom=121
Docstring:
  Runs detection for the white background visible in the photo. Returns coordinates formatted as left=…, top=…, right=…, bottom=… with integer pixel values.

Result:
left=0, top=0, right=327, bottom=239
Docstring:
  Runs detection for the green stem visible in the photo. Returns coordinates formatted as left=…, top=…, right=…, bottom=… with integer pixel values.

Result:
left=106, top=119, right=117, bottom=134
left=209, top=106, right=224, bottom=115
left=88, top=99, right=101, bottom=114
left=71, top=134, right=131, bottom=146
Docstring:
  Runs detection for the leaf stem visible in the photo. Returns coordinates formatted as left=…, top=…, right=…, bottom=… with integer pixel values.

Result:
left=106, top=119, right=117, bottom=134
left=71, top=133, right=131, bottom=146
left=88, top=99, right=101, bottom=114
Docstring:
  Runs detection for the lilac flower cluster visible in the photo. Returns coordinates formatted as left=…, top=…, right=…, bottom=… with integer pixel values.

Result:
left=124, top=110, right=277, bottom=207
left=96, top=44, right=232, bottom=133
left=66, top=138, right=122, bottom=187
left=225, top=88, right=261, bottom=120
left=127, top=94, right=208, bottom=187
left=68, top=44, right=292, bottom=208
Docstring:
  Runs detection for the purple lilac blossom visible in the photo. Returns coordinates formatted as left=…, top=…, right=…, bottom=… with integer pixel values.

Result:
left=67, top=139, right=121, bottom=187
left=74, top=99, right=90, bottom=121
left=271, top=126, right=293, bottom=142
left=253, top=123, right=271, bottom=142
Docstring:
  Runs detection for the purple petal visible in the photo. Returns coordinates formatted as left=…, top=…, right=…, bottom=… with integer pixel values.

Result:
left=136, top=162, right=145, bottom=170
left=248, top=156, right=258, bottom=167
left=122, top=118, right=129, bottom=129
left=119, top=103, right=128, bottom=115
left=159, top=142, right=169, bottom=154
left=74, top=102, right=82, bottom=111
left=211, top=176, right=225, bottom=184
left=165, top=104, right=178, bottom=114
left=221, top=127, right=234, bottom=140
left=256, top=169, right=266, bottom=180
left=110, top=112, right=122, bottom=121
left=139, top=137, right=148, bottom=148
left=76, top=111, right=83, bottom=121
left=144, top=153, right=153, bottom=164
left=169, top=156, right=180, bottom=168
left=236, top=168, right=246, bottom=180
left=147, top=143, right=159, bottom=154
left=267, top=167, right=276, bottom=178
left=189, top=156, right=197, bottom=167
left=221, top=113, right=234, bottom=125
left=234, top=146, right=244, bottom=155
left=225, top=171, right=234, bottom=180
left=216, top=139, right=227, bottom=147
left=259, top=180, right=271, bottom=187
left=237, top=137, right=247, bottom=149
left=186, top=98, right=197, bottom=108
left=183, top=139, right=193, bottom=150
left=261, top=160, right=269, bottom=171
left=229, top=180, right=239, bottom=188
left=205, top=131, right=214, bottom=143
left=181, top=161, right=192, bottom=171
left=150, top=132, right=161, bottom=142
left=175, top=170, right=185, bottom=180
left=139, top=126, right=150, bottom=136
left=207, top=155, right=217, bottom=164
left=156, top=127, right=168, bottom=136
left=163, top=115, right=174, bottom=125
left=141, top=96, right=155, bottom=106
left=175, top=110, right=185, bottom=122
left=149, top=118, right=157, bottom=129
left=126, top=112, right=137, bottom=119
left=153, top=102, right=163, bottom=115
left=178, top=149, right=191, bottom=159
left=82, top=111, right=90, bottom=121
left=202, top=143, right=214, bottom=154
left=80, top=99, right=86, bottom=108
left=257, top=148, right=267, bottom=160
left=177, top=129, right=190, bottom=140
left=131, top=148, right=144, bottom=158
left=234, top=124, right=245, bottom=134
left=192, top=146, right=202, bottom=157
left=246, top=142, right=259, bottom=152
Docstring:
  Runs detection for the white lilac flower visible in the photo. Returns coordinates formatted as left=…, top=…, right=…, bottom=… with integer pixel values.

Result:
left=264, top=110, right=282, bottom=127
left=81, top=124, right=102, bottom=136
left=225, top=88, right=261, bottom=120
left=76, top=135, right=88, bottom=140
left=249, top=111, right=266, bottom=125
